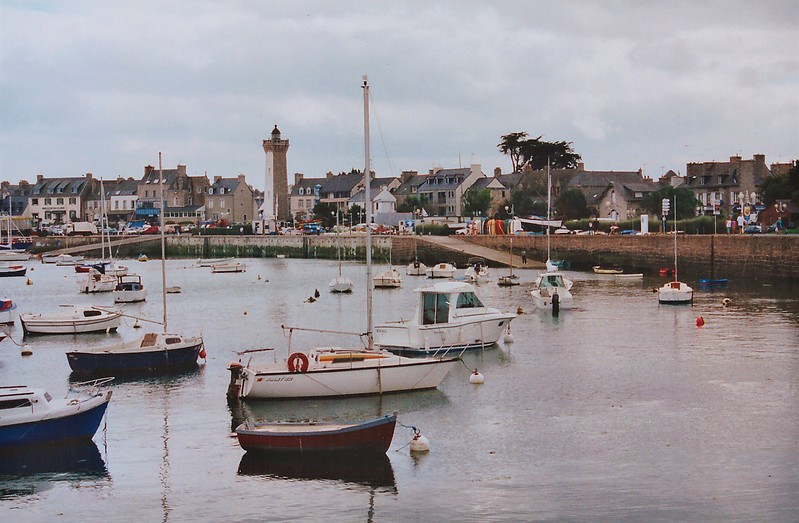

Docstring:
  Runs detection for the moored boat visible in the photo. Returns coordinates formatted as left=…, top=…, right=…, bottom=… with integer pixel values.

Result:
left=406, top=259, right=427, bottom=276
left=373, top=267, right=402, bottom=288
left=0, top=378, right=113, bottom=448
left=19, top=305, right=121, bottom=335
left=113, top=274, right=146, bottom=303
left=67, top=332, right=205, bottom=375
left=530, top=271, right=575, bottom=310
left=426, top=262, right=456, bottom=279
left=1, top=298, right=16, bottom=325
left=0, top=264, right=27, bottom=277
left=374, top=280, right=517, bottom=355
left=592, top=265, right=624, bottom=274
left=235, top=413, right=396, bottom=454
left=212, top=261, right=246, bottom=273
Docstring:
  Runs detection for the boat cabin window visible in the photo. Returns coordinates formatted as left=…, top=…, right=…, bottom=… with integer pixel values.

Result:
left=0, top=398, right=33, bottom=410
left=44, top=392, right=52, bottom=402
left=83, top=309, right=102, bottom=317
left=541, top=275, right=563, bottom=288
left=422, top=293, right=450, bottom=325
left=456, top=292, right=484, bottom=309
left=165, top=337, right=182, bottom=344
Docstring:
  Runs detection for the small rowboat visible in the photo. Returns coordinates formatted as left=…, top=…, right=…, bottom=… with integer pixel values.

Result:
left=235, top=413, right=396, bottom=454
left=0, top=264, right=27, bottom=277
left=593, top=265, right=624, bottom=274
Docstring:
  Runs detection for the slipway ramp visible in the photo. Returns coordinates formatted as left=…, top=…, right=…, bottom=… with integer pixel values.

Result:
left=416, top=235, right=542, bottom=269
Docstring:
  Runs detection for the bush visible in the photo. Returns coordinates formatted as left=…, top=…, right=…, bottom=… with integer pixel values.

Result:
left=414, top=223, right=451, bottom=236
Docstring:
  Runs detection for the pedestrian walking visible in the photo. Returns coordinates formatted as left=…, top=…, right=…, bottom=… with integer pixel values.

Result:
left=521, top=250, right=527, bottom=264
left=725, top=216, right=732, bottom=234
left=736, top=214, right=745, bottom=233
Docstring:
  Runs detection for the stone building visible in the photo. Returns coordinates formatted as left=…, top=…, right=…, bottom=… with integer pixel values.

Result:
left=206, top=174, right=256, bottom=224
left=683, top=154, right=771, bottom=214
left=136, top=164, right=209, bottom=224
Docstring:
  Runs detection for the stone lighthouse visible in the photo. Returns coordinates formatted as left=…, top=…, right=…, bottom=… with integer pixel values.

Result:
left=262, top=125, right=290, bottom=223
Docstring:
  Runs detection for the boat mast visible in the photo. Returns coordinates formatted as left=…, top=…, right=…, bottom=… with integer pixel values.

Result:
left=100, top=178, right=107, bottom=262
left=159, top=153, right=167, bottom=333
left=673, top=194, right=677, bottom=282
left=546, top=158, right=551, bottom=264
left=363, top=76, right=373, bottom=350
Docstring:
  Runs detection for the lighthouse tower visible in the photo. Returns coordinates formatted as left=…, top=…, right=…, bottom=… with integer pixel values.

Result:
left=262, top=125, right=290, bottom=224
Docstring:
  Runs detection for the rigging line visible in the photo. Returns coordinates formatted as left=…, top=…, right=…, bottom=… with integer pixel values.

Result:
left=368, top=90, right=397, bottom=178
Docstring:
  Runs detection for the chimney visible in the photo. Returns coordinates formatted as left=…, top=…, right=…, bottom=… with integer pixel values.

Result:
left=85, top=172, right=93, bottom=181
left=401, top=170, right=417, bottom=184
left=470, top=163, right=481, bottom=176
left=294, top=172, right=304, bottom=185
left=730, top=155, right=742, bottom=163
left=493, top=167, right=502, bottom=178
left=213, top=176, right=222, bottom=183
left=144, top=165, right=154, bottom=178
left=326, top=171, right=334, bottom=179
left=238, top=173, right=246, bottom=184
left=178, top=164, right=187, bottom=176
left=37, top=174, right=44, bottom=182
left=753, top=154, right=765, bottom=165
left=577, top=162, right=585, bottom=171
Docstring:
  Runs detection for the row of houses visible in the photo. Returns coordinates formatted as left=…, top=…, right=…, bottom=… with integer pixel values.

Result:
left=1, top=153, right=793, bottom=230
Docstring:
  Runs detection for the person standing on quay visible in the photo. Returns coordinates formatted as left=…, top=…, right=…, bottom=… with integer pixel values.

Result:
left=726, top=216, right=732, bottom=234
left=737, top=214, right=746, bottom=233
left=521, top=250, right=527, bottom=265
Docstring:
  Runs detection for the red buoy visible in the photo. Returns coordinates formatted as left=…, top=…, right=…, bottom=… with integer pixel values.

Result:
left=696, top=317, right=705, bottom=327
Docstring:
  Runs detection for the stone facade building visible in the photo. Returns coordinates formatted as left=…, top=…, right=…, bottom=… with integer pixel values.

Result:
left=206, top=174, right=256, bottom=224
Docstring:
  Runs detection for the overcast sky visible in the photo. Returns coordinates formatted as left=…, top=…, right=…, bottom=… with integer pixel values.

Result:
left=1, top=1, right=797, bottom=190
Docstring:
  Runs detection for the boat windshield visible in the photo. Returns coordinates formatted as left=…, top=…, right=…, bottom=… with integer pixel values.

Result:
left=456, top=292, right=484, bottom=309
left=540, top=274, right=565, bottom=288
left=422, top=293, right=450, bottom=325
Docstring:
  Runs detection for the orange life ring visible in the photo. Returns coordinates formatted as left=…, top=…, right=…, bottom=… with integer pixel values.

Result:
left=287, top=352, right=309, bottom=373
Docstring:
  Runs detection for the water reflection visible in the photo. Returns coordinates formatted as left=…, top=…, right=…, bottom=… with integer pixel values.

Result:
left=0, top=441, right=109, bottom=499
left=237, top=451, right=396, bottom=492
left=68, top=362, right=206, bottom=385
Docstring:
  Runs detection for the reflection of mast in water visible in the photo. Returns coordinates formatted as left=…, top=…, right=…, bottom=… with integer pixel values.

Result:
left=160, top=386, right=171, bottom=523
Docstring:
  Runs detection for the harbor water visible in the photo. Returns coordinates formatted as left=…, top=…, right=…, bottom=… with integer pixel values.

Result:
left=1, top=258, right=798, bottom=521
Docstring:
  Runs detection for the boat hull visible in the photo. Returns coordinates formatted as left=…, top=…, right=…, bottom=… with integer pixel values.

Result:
left=530, top=288, right=574, bottom=310
left=0, top=266, right=27, bottom=277
left=20, top=312, right=121, bottom=335
left=0, top=395, right=110, bottom=448
left=235, top=415, right=396, bottom=454
left=233, top=357, right=457, bottom=399
left=67, top=340, right=203, bottom=374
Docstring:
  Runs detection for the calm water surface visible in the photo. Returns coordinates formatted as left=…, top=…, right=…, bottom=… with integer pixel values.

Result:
left=1, top=257, right=798, bottom=522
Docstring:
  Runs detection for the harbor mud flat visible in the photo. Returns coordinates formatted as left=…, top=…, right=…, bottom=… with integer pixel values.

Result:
left=1, top=258, right=797, bottom=521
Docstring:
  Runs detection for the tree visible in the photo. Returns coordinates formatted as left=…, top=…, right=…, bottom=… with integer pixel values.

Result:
left=498, top=132, right=582, bottom=171
left=462, top=187, right=493, bottom=217
left=760, top=160, right=799, bottom=205
left=555, top=189, right=590, bottom=220
left=396, top=195, right=421, bottom=213
left=641, top=186, right=699, bottom=220
left=506, top=189, right=540, bottom=217
left=312, top=201, right=339, bottom=228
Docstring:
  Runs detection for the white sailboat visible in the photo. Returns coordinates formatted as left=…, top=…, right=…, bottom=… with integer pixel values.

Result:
left=531, top=161, right=574, bottom=310
left=329, top=211, right=353, bottom=293
left=658, top=195, right=693, bottom=304
left=373, top=246, right=402, bottom=288
left=227, top=77, right=457, bottom=400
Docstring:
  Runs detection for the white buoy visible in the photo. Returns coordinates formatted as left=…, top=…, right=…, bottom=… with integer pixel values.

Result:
left=410, top=433, right=430, bottom=453
left=722, top=298, right=732, bottom=307
left=469, top=369, right=485, bottom=384
left=21, top=348, right=33, bottom=356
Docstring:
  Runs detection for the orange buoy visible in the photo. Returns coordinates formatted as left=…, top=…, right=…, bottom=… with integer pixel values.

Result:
left=696, top=317, right=705, bottom=327
left=199, top=348, right=207, bottom=359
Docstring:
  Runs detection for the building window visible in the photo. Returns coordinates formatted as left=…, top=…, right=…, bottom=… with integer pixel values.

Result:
left=45, top=198, right=52, bottom=205
left=145, top=190, right=149, bottom=198
left=56, top=197, right=63, bottom=205
left=69, top=197, right=76, bottom=204
left=32, top=198, right=39, bottom=205
left=208, top=200, right=214, bottom=209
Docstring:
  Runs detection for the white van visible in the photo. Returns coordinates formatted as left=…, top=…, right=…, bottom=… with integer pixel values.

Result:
left=66, top=222, right=99, bottom=236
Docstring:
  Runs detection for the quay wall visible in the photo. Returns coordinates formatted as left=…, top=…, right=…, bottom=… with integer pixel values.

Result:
left=30, top=233, right=799, bottom=279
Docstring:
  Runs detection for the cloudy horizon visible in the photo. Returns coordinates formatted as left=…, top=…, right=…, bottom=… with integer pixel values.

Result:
left=1, top=1, right=797, bottom=189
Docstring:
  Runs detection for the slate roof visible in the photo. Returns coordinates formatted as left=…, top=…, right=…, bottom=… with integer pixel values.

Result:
left=30, top=177, right=90, bottom=197
left=417, top=167, right=471, bottom=192
left=210, top=178, right=241, bottom=194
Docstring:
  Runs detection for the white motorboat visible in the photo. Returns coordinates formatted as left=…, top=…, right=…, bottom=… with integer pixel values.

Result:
left=19, top=305, right=121, bottom=335
left=0, top=378, right=113, bottom=448
left=78, top=268, right=116, bottom=294
left=373, top=267, right=402, bottom=288
left=530, top=271, right=574, bottom=310
left=464, top=257, right=490, bottom=284
left=426, top=262, right=456, bottom=279
left=226, top=77, right=457, bottom=399
left=55, top=254, right=85, bottom=266
left=406, top=259, right=427, bottom=276
left=211, top=261, right=246, bottom=273
left=113, top=274, right=146, bottom=303
left=0, top=250, right=31, bottom=262
left=374, top=280, right=517, bottom=355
